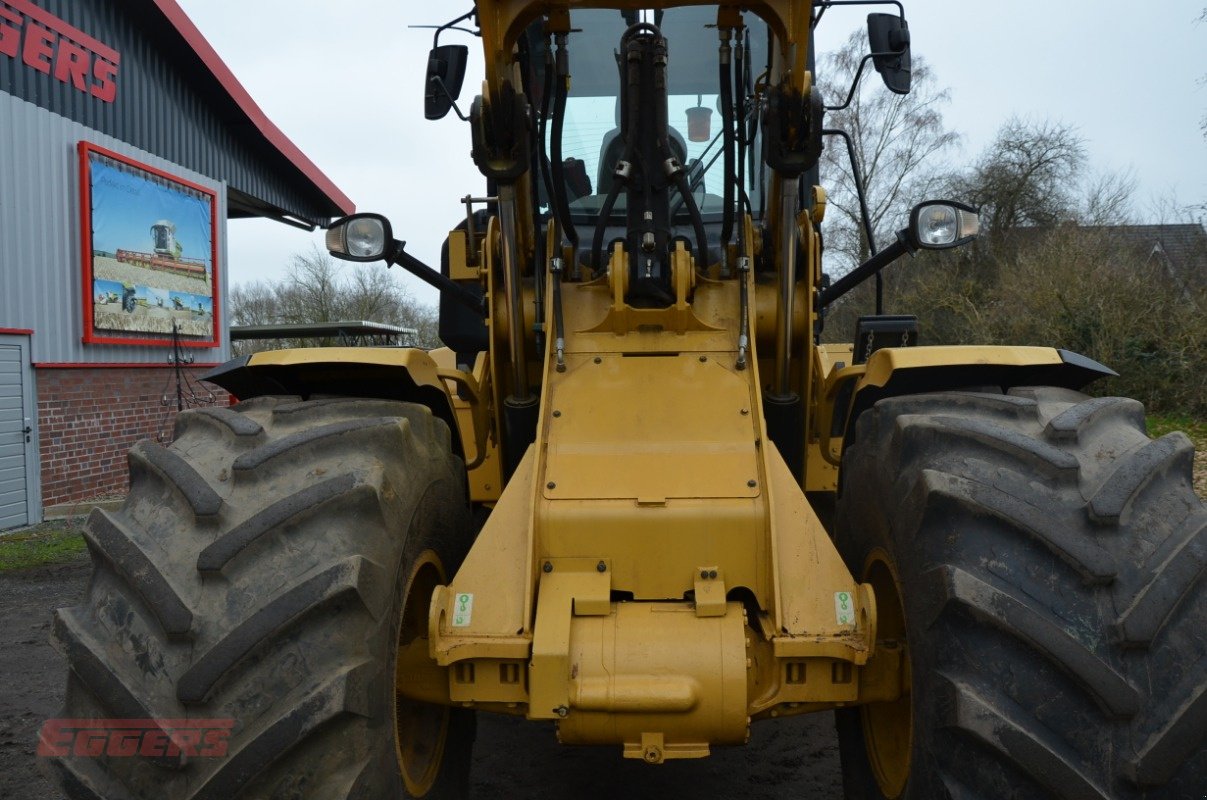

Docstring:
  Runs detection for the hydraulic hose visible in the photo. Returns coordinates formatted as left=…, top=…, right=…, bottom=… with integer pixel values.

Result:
left=550, top=34, right=578, bottom=251
left=672, top=170, right=709, bottom=269
left=735, top=27, right=747, bottom=223
left=719, top=30, right=735, bottom=250
left=531, top=196, right=546, bottom=353
left=734, top=25, right=750, bottom=369
left=537, top=46, right=555, bottom=219
left=531, top=43, right=556, bottom=353
left=590, top=145, right=631, bottom=273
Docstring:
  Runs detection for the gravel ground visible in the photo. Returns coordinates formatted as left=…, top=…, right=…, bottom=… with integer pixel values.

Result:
left=0, top=556, right=843, bottom=799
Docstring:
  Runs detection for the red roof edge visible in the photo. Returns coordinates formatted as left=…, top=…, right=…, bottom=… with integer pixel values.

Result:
left=151, top=0, right=355, bottom=217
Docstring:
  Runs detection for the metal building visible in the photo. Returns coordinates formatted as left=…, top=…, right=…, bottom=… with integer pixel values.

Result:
left=0, top=0, right=352, bottom=528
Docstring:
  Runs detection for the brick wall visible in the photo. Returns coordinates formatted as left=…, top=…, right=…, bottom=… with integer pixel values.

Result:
left=36, top=366, right=228, bottom=508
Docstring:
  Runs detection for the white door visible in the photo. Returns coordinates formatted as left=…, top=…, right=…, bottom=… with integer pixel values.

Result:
left=0, top=338, right=34, bottom=530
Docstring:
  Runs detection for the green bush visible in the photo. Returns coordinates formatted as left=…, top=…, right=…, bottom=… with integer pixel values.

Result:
left=821, top=227, right=1206, bottom=415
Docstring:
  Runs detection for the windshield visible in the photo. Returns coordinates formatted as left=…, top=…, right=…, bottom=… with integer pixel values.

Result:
left=526, top=7, right=769, bottom=224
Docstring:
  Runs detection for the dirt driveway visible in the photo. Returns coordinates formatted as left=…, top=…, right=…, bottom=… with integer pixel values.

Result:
left=0, top=557, right=842, bottom=799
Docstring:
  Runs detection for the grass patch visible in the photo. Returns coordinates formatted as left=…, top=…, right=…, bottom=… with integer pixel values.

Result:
left=0, top=521, right=87, bottom=572
left=1149, top=412, right=1206, bottom=500
left=1147, top=412, right=1207, bottom=444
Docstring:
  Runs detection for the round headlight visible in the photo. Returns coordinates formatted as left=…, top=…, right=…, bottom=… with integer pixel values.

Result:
left=908, top=201, right=980, bottom=250
left=327, top=213, right=395, bottom=262
left=917, top=204, right=958, bottom=246
left=346, top=217, right=387, bottom=259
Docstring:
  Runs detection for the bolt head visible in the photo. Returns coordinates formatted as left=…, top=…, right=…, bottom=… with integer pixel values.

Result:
left=543, top=561, right=553, bottom=573
left=596, top=560, right=607, bottom=573
left=747, top=479, right=757, bottom=488
left=547, top=481, right=556, bottom=490
left=552, top=410, right=561, bottom=417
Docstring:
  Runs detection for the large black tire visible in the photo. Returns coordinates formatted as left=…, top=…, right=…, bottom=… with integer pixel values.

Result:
left=834, top=388, right=1206, bottom=799
left=42, top=396, right=476, bottom=799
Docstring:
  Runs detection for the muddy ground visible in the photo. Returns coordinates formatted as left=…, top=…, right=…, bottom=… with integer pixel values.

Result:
left=0, top=556, right=843, bottom=799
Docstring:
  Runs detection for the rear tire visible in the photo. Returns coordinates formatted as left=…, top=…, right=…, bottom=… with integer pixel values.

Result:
left=834, top=388, right=1206, bottom=799
left=43, top=397, right=475, bottom=799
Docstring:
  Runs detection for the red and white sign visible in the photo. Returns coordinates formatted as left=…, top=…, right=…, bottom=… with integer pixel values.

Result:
left=38, top=718, right=234, bottom=759
left=0, top=0, right=120, bottom=102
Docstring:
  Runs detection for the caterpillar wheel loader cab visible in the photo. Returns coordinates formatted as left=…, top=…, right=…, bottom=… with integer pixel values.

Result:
left=46, top=2, right=1205, bottom=799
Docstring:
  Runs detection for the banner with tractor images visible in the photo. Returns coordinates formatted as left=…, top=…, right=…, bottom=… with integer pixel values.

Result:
left=79, top=142, right=219, bottom=347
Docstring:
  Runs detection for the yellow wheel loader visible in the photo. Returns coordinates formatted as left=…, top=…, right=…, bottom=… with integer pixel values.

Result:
left=47, top=2, right=1205, bottom=798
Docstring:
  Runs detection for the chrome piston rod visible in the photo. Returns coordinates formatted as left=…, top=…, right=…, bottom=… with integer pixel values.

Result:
left=773, top=177, right=799, bottom=396
left=498, top=185, right=530, bottom=398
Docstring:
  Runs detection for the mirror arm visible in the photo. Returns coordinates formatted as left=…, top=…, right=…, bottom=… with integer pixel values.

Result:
left=823, top=50, right=906, bottom=113
left=813, top=1, right=905, bottom=20
left=818, top=229, right=909, bottom=308
left=428, top=77, right=470, bottom=122
left=822, top=127, right=884, bottom=312
left=385, top=240, right=485, bottom=317
left=824, top=53, right=876, bottom=112
left=429, top=8, right=476, bottom=49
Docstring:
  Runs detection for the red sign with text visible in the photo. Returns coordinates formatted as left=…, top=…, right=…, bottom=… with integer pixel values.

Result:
left=38, top=718, right=234, bottom=759
left=0, top=0, right=120, bottom=102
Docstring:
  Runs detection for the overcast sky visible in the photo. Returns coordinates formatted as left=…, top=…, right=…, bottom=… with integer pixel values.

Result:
left=176, top=1, right=1207, bottom=309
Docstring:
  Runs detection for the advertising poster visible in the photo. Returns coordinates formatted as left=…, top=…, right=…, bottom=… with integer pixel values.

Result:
left=79, top=143, right=219, bottom=346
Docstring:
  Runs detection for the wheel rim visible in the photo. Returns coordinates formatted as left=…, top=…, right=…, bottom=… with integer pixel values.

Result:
left=861, top=549, right=912, bottom=798
left=394, top=550, right=449, bottom=797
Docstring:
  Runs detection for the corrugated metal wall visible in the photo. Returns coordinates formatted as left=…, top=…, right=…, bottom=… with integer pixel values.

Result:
left=0, top=92, right=231, bottom=365
left=0, top=0, right=338, bottom=224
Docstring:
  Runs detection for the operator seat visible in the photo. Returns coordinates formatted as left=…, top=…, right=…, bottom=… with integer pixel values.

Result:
left=597, top=98, right=689, bottom=195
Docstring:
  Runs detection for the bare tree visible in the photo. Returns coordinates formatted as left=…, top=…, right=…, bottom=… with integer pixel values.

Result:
left=1079, top=167, right=1138, bottom=226
left=952, top=118, right=1140, bottom=238
left=228, top=280, right=278, bottom=327
left=1199, top=9, right=1206, bottom=141
left=817, top=29, right=960, bottom=272
left=277, top=247, right=342, bottom=325
left=956, top=118, right=1086, bottom=235
left=229, top=246, right=439, bottom=354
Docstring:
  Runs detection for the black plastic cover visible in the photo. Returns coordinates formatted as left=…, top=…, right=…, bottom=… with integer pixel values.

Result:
left=867, top=14, right=912, bottom=95
left=425, top=45, right=469, bottom=120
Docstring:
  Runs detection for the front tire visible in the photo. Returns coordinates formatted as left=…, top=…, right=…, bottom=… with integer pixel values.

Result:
left=44, top=397, right=475, bottom=799
left=835, top=388, right=1206, bottom=799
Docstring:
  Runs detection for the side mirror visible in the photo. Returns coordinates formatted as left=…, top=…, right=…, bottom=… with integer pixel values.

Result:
left=325, top=212, right=486, bottom=316
left=819, top=200, right=980, bottom=307
left=326, top=213, right=395, bottom=262
left=906, top=201, right=980, bottom=250
left=866, top=13, right=911, bottom=95
left=425, top=44, right=469, bottom=120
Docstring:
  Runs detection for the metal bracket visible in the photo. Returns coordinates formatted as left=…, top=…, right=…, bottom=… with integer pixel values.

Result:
left=528, top=561, right=611, bottom=719
left=693, top=567, right=726, bottom=617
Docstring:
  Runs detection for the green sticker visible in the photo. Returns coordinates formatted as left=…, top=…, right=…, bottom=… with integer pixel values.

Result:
left=452, top=592, right=474, bottom=627
left=834, top=591, right=855, bottom=626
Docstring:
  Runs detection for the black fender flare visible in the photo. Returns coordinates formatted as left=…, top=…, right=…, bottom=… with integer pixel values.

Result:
left=202, top=348, right=466, bottom=461
left=822, top=346, right=1116, bottom=458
